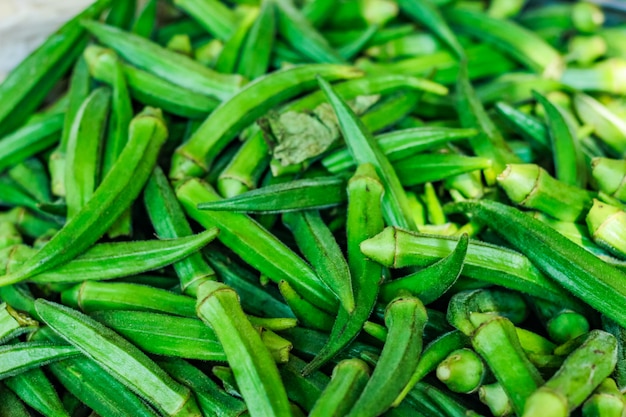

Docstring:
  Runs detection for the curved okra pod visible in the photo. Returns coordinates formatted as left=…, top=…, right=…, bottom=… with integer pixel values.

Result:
left=278, top=280, right=334, bottom=331
left=196, top=280, right=292, bottom=417
left=5, top=368, right=69, bottom=417
left=318, top=76, right=416, bottom=230
left=533, top=91, right=586, bottom=188
left=447, top=289, right=529, bottom=336
left=591, top=158, right=626, bottom=203
left=471, top=315, right=544, bottom=416
left=176, top=177, right=336, bottom=312
left=158, top=357, right=247, bottom=417
left=84, top=45, right=219, bottom=119
left=379, top=233, right=468, bottom=304
left=445, top=8, right=563, bottom=78
left=82, top=20, right=244, bottom=100
left=35, top=300, right=202, bottom=416
left=0, top=0, right=113, bottom=135
left=587, top=199, right=626, bottom=259
left=523, top=330, right=618, bottom=417
left=0, top=342, right=80, bottom=379
left=393, top=330, right=469, bottom=406
left=0, top=107, right=168, bottom=287
left=446, top=199, right=626, bottom=328
left=3, top=230, right=216, bottom=284
left=61, top=281, right=196, bottom=317
left=497, top=163, right=595, bottom=221
left=574, top=93, right=626, bottom=156
left=144, top=167, right=217, bottom=296
left=321, top=126, right=478, bottom=173
left=360, top=227, right=578, bottom=307
left=581, top=378, right=626, bottom=417
left=91, top=310, right=226, bottom=361
left=170, top=64, right=362, bottom=179
left=173, top=0, right=237, bottom=41
left=309, top=359, right=370, bottom=417
left=346, top=296, right=428, bottom=417
left=0, top=113, right=63, bottom=174
left=436, top=348, right=486, bottom=394
left=214, top=8, right=259, bottom=74
left=395, top=154, right=492, bottom=187
left=0, top=303, right=38, bottom=343
left=237, top=0, right=275, bottom=80
left=283, top=210, right=354, bottom=313
left=302, top=164, right=384, bottom=374
left=199, top=176, right=348, bottom=213
left=494, top=101, right=550, bottom=150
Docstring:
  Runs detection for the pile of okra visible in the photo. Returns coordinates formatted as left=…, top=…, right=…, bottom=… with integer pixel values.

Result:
left=3, top=0, right=626, bottom=416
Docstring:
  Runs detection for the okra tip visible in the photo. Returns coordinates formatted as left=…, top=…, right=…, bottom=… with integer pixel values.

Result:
left=496, top=164, right=539, bottom=204
left=360, top=227, right=397, bottom=268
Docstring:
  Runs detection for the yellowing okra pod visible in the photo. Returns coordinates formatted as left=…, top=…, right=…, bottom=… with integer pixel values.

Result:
left=446, top=200, right=626, bottom=328
left=144, top=167, right=217, bottom=296
left=196, top=281, right=292, bottom=417
left=319, top=76, right=416, bottom=230
left=84, top=45, right=219, bottom=119
left=0, top=113, right=63, bottom=174
left=361, top=227, right=578, bottom=307
left=65, top=87, right=111, bottom=220
left=380, top=234, right=468, bottom=304
left=61, top=281, right=196, bottom=317
left=302, top=164, right=385, bottom=375
left=523, top=330, right=617, bottom=417
left=35, top=300, right=201, bottom=416
left=176, top=177, right=336, bottom=312
left=309, top=359, right=370, bottom=417
left=170, top=64, right=362, bottom=180
left=0, top=107, right=168, bottom=287
left=5, top=368, right=69, bottom=417
left=0, top=342, right=80, bottom=379
left=0, top=0, right=113, bottom=135
left=283, top=210, right=353, bottom=312
left=199, top=176, right=347, bottom=213
left=346, top=296, right=428, bottom=417
left=8, top=231, right=215, bottom=284
left=91, top=310, right=226, bottom=361
left=83, top=20, right=244, bottom=100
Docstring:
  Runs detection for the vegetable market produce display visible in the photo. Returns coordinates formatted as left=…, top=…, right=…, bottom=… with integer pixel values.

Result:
left=2, top=0, right=626, bottom=416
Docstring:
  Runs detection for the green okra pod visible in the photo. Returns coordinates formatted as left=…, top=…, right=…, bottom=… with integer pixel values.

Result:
left=524, top=330, right=618, bottom=417
left=0, top=342, right=80, bottom=379
left=436, top=348, right=486, bottom=394
left=91, top=310, right=226, bottom=361
left=173, top=0, right=238, bottom=41
left=0, top=384, right=31, bottom=417
left=131, top=0, right=158, bottom=38
left=61, top=281, right=196, bottom=317
left=177, top=177, right=336, bottom=312
left=0, top=113, right=63, bottom=174
left=280, top=355, right=329, bottom=412
left=0, top=107, right=168, bottom=287
left=35, top=300, right=201, bottom=416
left=196, top=280, right=292, bottom=417
left=479, top=383, right=513, bottom=417
left=9, top=158, right=52, bottom=204
left=283, top=210, right=354, bottom=312
left=302, top=164, right=384, bottom=375
left=278, top=280, right=334, bottom=331
left=214, top=8, right=259, bottom=74
left=533, top=91, right=586, bottom=188
left=361, top=227, right=576, bottom=307
left=497, top=163, right=595, bottom=221
left=591, top=158, right=626, bottom=203
left=309, top=359, right=370, bottom=417
left=0, top=303, right=37, bottom=344
left=575, top=93, right=626, bottom=156
left=200, top=176, right=347, bottom=213
left=395, top=153, right=492, bottom=187
left=5, top=368, right=69, bottom=417
left=318, top=76, right=416, bottom=230
left=237, top=0, right=275, bottom=79
left=379, top=233, right=468, bottom=304
left=170, top=64, right=362, bottom=179
left=346, top=296, right=428, bottom=417
left=83, top=20, right=244, bottom=100
left=158, top=357, right=247, bottom=417
left=581, top=378, right=626, bottom=417
left=446, top=199, right=626, bottom=328
left=0, top=0, right=113, bottom=135
left=217, top=130, right=270, bottom=198
left=472, top=315, right=544, bottom=416
left=587, top=199, right=626, bottom=259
